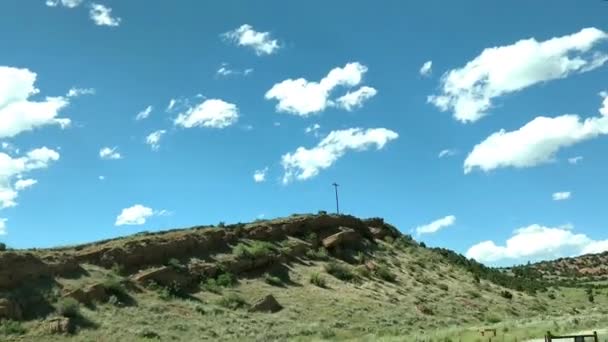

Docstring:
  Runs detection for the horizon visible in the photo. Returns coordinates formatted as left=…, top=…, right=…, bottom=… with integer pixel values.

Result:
left=1, top=1, right=608, bottom=268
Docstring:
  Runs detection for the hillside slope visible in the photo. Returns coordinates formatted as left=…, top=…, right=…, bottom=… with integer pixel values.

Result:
left=1, top=214, right=607, bottom=341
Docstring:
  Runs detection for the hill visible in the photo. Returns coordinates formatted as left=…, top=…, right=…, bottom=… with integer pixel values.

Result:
left=1, top=213, right=607, bottom=341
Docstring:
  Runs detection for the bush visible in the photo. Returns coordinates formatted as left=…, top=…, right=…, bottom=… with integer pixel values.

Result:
left=485, top=314, right=502, bottom=323
left=264, top=273, right=283, bottom=287
left=216, top=293, right=248, bottom=310
left=354, top=265, right=371, bottom=278
left=216, top=273, right=237, bottom=287
left=103, top=277, right=127, bottom=297
left=233, top=241, right=276, bottom=259
left=384, top=236, right=395, bottom=244
left=310, top=272, right=327, bottom=288
left=0, top=320, right=26, bottom=335
left=318, top=210, right=327, bottom=215
left=500, top=290, right=513, bottom=300
left=437, top=283, right=449, bottom=291
left=548, top=293, right=556, bottom=300
left=0, top=243, right=6, bottom=252
left=375, top=265, right=397, bottom=282
left=167, top=258, right=184, bottom=270
left=324, top=262, right=356, bottom=282
left=306, top=248, right=329, bottom=261
left=57, top=297, right=80, bottom=318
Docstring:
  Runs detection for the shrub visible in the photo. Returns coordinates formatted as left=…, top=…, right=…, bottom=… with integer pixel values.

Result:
left=138, top=328, right=160, bottom=339
left=306, top=248, right=329, bottom=261
left=318, top=210, right=327, bottom=215
left=548, top=293, right=556, bottom=300
left=419, top=242, right=427, bottom=248
left=111, top=263, right=127, bottom=276
left=264, top=273, right=283, bottom=287
left=310, top=272, right=327, bottom=288
left=485, top=314, right=502, bottom=323
left=375, top=265, right=397, bottom=282
left=216, top=293, right=248, bottom=310
left=500, top=290, right=513, bottom=300
left=384, top=236, right=395, bottom=244
left=0, top=243, right=6, bottom=252
left=149, top=281, right=184, bottom=300
left=216, top=273, right=237, bottom=287
left=57, top=297, right=80, bottom=318
left=0, top=320, right=26, bottom=335
left=218, top=221, right=225, bottom=228
left=167, top=258, right=184, bottom=270
left=233, top=241, right=275, bottom=259
left=354, top=265, right=371, bottom=278
left=437, top=283, right=449, bottom=291
left=324, top=262, right=356, bottom=282
left=202, top=278, right=221, bottom=294
left=103, top=277, right=127, bottom=297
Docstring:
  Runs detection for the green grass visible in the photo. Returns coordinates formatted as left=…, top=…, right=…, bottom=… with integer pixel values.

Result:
left=324, top=261, right=357, bottom=282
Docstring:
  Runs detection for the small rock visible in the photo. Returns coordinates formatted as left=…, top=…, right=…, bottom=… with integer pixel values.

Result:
left=249, top=294, right=282, bottom=313
left=47, top=317, right=74, bottom=334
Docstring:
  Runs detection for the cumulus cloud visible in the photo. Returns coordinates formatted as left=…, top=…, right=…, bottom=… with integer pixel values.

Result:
left=415, top=215, right=456, bottom=235
left=145, top=130, right=166, bottom=151
left=0, top=147, right=60, bottom=208
left=89, top=3, right=121, bottom=27
left=222, top=24, right=280, bottom=56
left=464, top=93, right=608, bottom=173
left=46, top=0, right=83, bottom=8
left=253, top=167, right=268, bottom=183
left=174, top=99, right=238, bottom=129
left=438, top=149, right=456, bottom=158
left=266, top=62, right=374, bottom=116
left=115, top=204, right=167, bottom=226
left=553, top=191, right=571, bottom=201
left=14, top=179, right=37, bottom=191
left=0, top=66, right=71, bottom=139
left=334, top=86, right=377, bottom=111
left=419, top=61, right=433, bottom=77
left=99, top=147, right=121, bottom=160
left=568, top=156, right=583, bottom=164
left=135, top=106, right=153, bottom=121
left=281, top=128, right=398, bottom=183
left=466, top=224, right=608, bottom=264
left=428, top=27, right=608, bottom=123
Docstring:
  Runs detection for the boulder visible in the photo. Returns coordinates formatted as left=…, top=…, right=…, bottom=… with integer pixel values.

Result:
left=0, top=298, right=22, bottom=320
left=188, top=260, right=218, bottom=278
left=47, top=317, right=74, bottom=334
left=132, top=266, right=192, bottom=288
left=322, top=228, right=361, bottom=249
left=249, top=294, right=282, bottom=313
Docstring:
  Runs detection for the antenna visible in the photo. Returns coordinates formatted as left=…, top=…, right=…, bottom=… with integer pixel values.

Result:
left=332, top=182, right=340, bottom=214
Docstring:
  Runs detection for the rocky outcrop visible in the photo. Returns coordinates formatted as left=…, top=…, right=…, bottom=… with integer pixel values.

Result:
left=188, top=260, right=218, bottom=279
left=132, top=266, right=193, bottom=289
left=0, top=252, right=52, bottom=290
left=249, top=294, right=282, bottom=313
left=322, top=228, right=361, bottom=249
left=63, top=284, right=109, bottom=304
left=0, top=298, right=23, bottom=320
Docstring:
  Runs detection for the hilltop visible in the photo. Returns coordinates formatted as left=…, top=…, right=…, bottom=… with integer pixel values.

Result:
left=1, top=213, right=607, bottom=341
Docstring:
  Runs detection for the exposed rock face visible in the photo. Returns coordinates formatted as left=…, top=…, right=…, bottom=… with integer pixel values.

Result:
left=0, top=298, right=23, bottom=320
left=322, top=228, right=361, bottom=249
left=0, top=252, right=52, bottom=290
left=188, top=260, right=218, bottom=279
left=249, top=294, right=282, bottom=313
left=64, top=284, right=109, bottom=304
left=132, top=266, right=193, bottom=289
left=47, top=317, right=74, bottom=334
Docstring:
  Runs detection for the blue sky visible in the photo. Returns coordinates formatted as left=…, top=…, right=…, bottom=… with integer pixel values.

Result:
left=1, top=0, right=608, bottom=266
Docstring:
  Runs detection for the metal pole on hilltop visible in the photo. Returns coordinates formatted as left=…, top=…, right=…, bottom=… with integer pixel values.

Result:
left=332, top=182, right=340, bottom=214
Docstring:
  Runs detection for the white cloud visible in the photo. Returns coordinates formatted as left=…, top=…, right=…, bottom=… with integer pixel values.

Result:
left=99, top=147, right=121, bottom=160
left=0, top=66, right=71, bottom=139
left=46, top=0, right=83, bottom=8
left=166, top=99, right=177, bottom=112
left=222, top=24, right=280, bottom=56
left=568, top=156, right=583, bottom=164
left=265, top=62, right=373, bottom=116
left=428, top=27, right=608, bottom=123
left=464, top=94, right=608, bottom=173
left=89, top=3, right=121, bottom=27
left=466, top=224, right=608, bottom=264
left=334, top=86, right=377, bottom=111
left=0, top=147, right=60, bottom=208
left=253, top=167, right=268, bottom=183
left=0, top=218, right=6, bottom=235
left=66, top=87, right=95, bottom=97
left=135, top=106, right=153, bottom=121
left=415, top=215, right=456, bottom=235
left=438, top=149, right=456, bottom=158
left=216, top=63, right=254, bottom=77
left=281, top=128, right=398, bottom=183
left=115, top=204, right=166, bottom=226
left=98, top=175, right=105, bottom=181
left=305, top=123, right=321, bottom=135
left=14, top=179, right=37, bottom=191
left=174, top=99, right=238, bottom=129
left=145, top=130, right=166, bottom=151
left=419, top=61, right=433, bottom=77
left=552, top=191, right=571, bottom=201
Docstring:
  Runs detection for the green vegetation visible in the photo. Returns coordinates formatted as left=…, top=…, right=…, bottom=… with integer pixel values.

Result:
left=306, top=247, right=329, bottom=260
left=216, top=293, right=248, bottom=310
left=56, top=297, right=80, bottom=318
left=0, top=320, right=26, bottom=336
left=324, top=261, right=357, bottom=282
left=233, top=241, right=276, bottom=259
left=264, top=273, right=283, bottom=287
left=375, top=265, right=397, bottom=282
left=309, top=272, right=327, bottom=287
